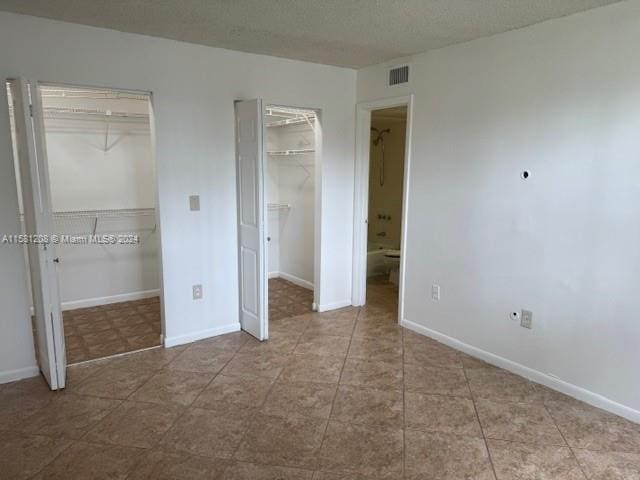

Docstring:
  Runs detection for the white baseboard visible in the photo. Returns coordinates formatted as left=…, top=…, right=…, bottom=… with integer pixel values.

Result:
left=401, top=318, right=640, bottom=424
left=317, top=299, right=352, bottom=312
left=164, top=322, right=241, bottom=348
left=0, top=365, right=40, bottom=385
left=61, top=289, right=160, bottom=311
left=270, top=271, right=314, bottom=290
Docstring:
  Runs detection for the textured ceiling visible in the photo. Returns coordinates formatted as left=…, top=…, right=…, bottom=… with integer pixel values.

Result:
left=0, top=0, right=622, bottom=68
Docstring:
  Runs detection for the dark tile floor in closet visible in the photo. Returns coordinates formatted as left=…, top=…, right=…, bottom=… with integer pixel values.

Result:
left=63, top=297, right=161, bottom=364
left=268, top=277, right=314, bottom=321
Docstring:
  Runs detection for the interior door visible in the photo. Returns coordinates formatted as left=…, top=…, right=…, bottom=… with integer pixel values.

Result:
left=9, top=78, right=66, bottom=389
left=235, top=99, right=268, bottom=340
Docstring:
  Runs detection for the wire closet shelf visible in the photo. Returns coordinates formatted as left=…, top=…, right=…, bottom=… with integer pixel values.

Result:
left=18, top=208, right=157, bottom=237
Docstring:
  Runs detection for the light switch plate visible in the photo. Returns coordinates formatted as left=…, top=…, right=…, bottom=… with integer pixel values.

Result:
left=521, top=309, right=533, bottom=329
left=189, top=195, right=200, bottom=211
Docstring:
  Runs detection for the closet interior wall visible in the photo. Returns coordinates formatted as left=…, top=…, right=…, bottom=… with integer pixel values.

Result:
left=11, top=85, right=159, bottom=309
left=266, top=106, right=316, bottom=290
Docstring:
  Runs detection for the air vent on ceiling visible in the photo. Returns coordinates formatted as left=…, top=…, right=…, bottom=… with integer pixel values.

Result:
left=388, top=65, right=409, bottom=86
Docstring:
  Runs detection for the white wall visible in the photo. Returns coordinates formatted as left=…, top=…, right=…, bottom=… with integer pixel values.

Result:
left=267, top=122, right=316, bottom=287
left=0, top=12, right=356, bottom=381
left=41, top=97, right=159, bottom=305
left=357, top=0, right=640, bottom=417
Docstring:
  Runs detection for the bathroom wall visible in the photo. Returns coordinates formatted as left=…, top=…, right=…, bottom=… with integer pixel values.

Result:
left=267, top=121, right=315, bottom=288
left=368, top=108, right=406, bottom=250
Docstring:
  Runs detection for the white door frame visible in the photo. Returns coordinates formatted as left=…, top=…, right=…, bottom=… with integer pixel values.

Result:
left=351, top=95, right=414, bottom=323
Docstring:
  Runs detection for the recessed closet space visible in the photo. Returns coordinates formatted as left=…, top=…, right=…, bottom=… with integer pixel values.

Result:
left=265, top=106, right=317, bottom=321
left=9, top=84, right=161, bottom=364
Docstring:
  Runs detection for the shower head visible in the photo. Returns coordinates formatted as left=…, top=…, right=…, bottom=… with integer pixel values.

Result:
left=371, top=127, right=391, bottom=146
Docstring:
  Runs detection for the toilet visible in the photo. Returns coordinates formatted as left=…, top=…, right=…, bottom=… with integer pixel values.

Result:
left=384, top=249, right=401, bottom=285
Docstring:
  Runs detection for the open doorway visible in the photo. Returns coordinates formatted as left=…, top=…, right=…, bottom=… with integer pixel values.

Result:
left=265, top=105, right=317, bottom=321
left=365, top=106, right=407, bottom=311
left=235, top=100, right=320, bottom=341
left=352, top=96, right=413, bottom=321
left=6, top=81, right=162, bottom=380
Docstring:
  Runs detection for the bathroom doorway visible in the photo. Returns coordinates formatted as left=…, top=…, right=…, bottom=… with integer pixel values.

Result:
left=352, top=96, right=413, bottom=321
left=366, top=106, right=407, bottom=309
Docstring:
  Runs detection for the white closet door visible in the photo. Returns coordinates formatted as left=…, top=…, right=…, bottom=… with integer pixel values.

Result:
left=9, top=78, right=66, bottom=389
left=235, top=99, right=268, bottom=341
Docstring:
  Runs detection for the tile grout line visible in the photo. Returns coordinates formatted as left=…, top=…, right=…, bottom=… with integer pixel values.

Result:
left=541, top=394, right=589, bottom=480
left=402, top=318, right=407, bottom=479
left=462, top=361, right=500, bottom=480
left=124, top=338, right=246, bottom=476
left=314, top=305, right=360, bottom=476
left=223, top=318, right=313, bottom=474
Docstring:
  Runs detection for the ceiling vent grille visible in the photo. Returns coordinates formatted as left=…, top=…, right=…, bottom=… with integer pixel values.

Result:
left=388, top=65, right=409, bottom=86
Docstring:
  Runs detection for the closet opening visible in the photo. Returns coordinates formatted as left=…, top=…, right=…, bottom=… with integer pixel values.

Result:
left=6, top=81, right=162, bottom=377
left=265, top=105, right=318, bottom=322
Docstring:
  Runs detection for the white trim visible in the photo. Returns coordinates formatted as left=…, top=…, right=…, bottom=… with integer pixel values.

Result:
left=271, top=271, right=314, bottom=290
left=352, top=95, right=414, bottom=327
left=69, top=344, right=162, bottom=366
left=401, top=318, right=640, bottom=424
left=164, top=322, right=241, bottom=348
left=317, top=299, right=352, bottom=313
left=60, top=289, right=160, bottom=311
left=0, top=365, right=40, bottom=385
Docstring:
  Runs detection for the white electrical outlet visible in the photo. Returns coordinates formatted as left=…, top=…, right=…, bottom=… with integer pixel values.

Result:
left=521, top=309, right=533, bottom=329
left=192, top=284, right=203, bottom=300
left=431, top=284, right=440, bottom=301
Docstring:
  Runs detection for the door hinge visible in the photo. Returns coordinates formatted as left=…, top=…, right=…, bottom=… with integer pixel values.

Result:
left=29, top=104, right=34, bottom=117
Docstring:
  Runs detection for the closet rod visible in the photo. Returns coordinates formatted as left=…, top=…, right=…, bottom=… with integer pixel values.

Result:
left=267, top=149, right=315, bottom=156
left=267, top=203, right=291, bottom=210
left=51, top=208, right=155, bottom=219
left=7, top=104, right=149, bottom=120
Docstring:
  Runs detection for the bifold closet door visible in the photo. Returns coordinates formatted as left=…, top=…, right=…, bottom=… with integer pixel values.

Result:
left=9, top=78, right=66, bottom=389
left=235, top=99, right=268, bottom=341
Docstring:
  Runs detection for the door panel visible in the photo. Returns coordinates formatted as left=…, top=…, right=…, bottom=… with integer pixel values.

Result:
left=9, top=78, right=66, bottom=389
left=235, top=99, right=267, bottom=340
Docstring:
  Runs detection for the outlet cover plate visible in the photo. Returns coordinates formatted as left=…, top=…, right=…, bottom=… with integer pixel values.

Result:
left=192, top=284, right=203, bottom=300
left=521, top=309, right=533, bottom=329
left=431, top=284, right=440, bottom=301
left=189, top=195, right=200, bottom=211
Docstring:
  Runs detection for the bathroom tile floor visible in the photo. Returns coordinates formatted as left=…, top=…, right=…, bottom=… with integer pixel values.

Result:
left=3, top=277, right=640, bottom=479
left=62, top=297, right=162, bottom=364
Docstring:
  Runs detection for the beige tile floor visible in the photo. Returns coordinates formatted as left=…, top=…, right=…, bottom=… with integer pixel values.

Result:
left=2, top=278, right=640, bottom=479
